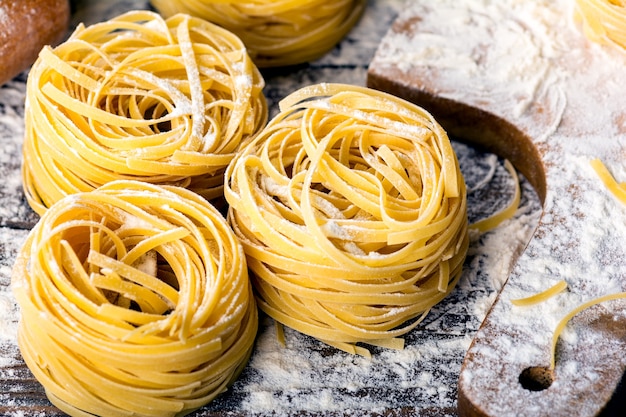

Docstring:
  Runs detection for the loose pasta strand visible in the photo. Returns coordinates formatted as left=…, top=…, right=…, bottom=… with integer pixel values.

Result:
left=470, top=159, right=522, bottom=233
left=550, top=292, right=626, bottom=370
left=511, top=280, right=568, bottom=307
left=536, top=159, right=626, bottom=370
left=591, top=158, right=626, bottom=204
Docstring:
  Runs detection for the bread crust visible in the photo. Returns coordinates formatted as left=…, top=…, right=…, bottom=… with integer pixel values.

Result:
left=0, top=0, right=70, bottom=86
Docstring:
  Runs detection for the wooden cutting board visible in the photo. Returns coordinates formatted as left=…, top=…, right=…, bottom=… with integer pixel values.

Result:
left=368, top=1, right=626, bottom=416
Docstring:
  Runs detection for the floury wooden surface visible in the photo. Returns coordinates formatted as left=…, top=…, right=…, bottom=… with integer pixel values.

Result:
left=0, top=1, right=544, bottom=416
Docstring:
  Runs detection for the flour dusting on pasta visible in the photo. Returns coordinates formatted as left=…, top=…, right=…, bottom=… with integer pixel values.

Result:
left=225, top=83, right=469, bottom=357
left=22, top=11, right=267, bottom=215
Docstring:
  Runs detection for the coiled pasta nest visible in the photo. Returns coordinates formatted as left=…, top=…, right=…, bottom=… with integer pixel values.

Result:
left=225, top=83, right=469, bottom=356
left=12, top=180, right=258, bottom=416
left=22, top=11, right=267, bottom=215
left=151, top=0, right=367, bottom=67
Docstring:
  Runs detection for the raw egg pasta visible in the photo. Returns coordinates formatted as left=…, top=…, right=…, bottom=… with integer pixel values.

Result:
left=550, top=291, right=626, bottom=370
left=510, top=280, right=568, bottom=307
left=591, top=158, right=626, bottom=204
left=22, top=10, right=267, bottom=215
left=150, top=0, right=367, bottom=67
left=575, top=0, right=626, bottom=50
left=469, top=159, right=521, bottom=233
left=11, top=180, right=257, bottom=416
left=527, top=159, right=626, bottom=370
left=224, top=83, right=469, bottom=356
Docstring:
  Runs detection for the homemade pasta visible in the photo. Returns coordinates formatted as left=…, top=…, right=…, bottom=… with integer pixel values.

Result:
left=591, top=158, right=626, bottom=204
left=469, top=159, right=521, bottom=233
left=511, top=280, right=568, bottom=307
left=150, top=0, right=367, bottom=67
left=22, top=11, right=267, bottom=215
left=11, top=180, right=258, bottom=416
left=550, top=292, right=626, bottom=369
left=224, top=83, right=469, bottom=356
left=575, top=0, right=626, bottom=50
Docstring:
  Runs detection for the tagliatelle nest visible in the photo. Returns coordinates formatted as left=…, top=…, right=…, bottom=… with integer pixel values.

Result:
left=12, top=180, right=258, bottom=416
left=22, top=11, right=267, bottom=214
left=225, top=83, right=469, bottom=357
left=150, top=0, right=367, bottom=67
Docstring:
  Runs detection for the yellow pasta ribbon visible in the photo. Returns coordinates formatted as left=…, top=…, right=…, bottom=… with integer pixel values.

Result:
left=225, top=83, right=469, bottom=355
left=511, top=280, right=568, bottom=307
left=150, top=0, right=367, bottom=67
left=470, top=159, right=522, bottom=233
left=22, top=11, right=267, bottom=215
left=538, top=158, right=626, bottom=371
left=591, top=158, right=626, bottom=204
left=550, top=292, right=626, bottom=370
left=12, top=180, right=258, bottom=416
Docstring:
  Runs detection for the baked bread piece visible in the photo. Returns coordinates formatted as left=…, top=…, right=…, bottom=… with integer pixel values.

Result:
left=368, top=1, right=626, bottom=416
left=0, top=0, right=70, bottom=86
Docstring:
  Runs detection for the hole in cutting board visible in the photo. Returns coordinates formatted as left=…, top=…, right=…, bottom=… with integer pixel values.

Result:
left=519, top=366, right=555, bottom=391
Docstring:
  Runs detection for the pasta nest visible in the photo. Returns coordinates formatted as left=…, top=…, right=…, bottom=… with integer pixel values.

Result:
left=22, top=11, right=268, bottom=215
left=225, top=84, right=469, bottom=356
left=11, top=180, right=258, bottom=416
left=574, top=0, right=626, bottom=50
left=150, top=0, right=367, bottom=67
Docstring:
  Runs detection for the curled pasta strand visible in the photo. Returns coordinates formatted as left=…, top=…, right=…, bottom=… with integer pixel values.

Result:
left=225, top=83, right=469, bottom=355
left=150, top=0, right=367, bottom=67
left=12, top=180, right=257, bottom=416
left=591, top=158, right=626, bottom=204
left=550, top=292, right=626, bottom=370
left=23, top=11, right=267, bottom=215
left=469, top=159, right=522, bottom=233
left=511, top=280, right=568, bottom=307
